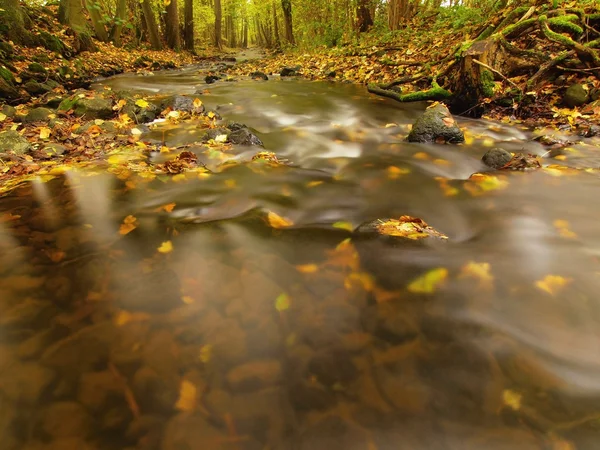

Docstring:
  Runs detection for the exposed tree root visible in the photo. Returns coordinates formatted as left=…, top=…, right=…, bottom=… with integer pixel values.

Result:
left=367, top=80, right=451, bottom=102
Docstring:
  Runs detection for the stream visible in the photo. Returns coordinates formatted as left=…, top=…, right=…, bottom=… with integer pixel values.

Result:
left=1, top=64, right=600, bottom=450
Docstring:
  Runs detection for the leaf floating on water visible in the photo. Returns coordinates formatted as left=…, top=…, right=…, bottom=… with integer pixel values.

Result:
left=333, top=221, right=353, bottom=232
left=459, top=261, right=494, bottom=289
left=502, top=389, right=522, bottom=411
left=466, top=173, right=508, bottom=196
left=119, top=215, right=138, bottom=235
left=267, top=211, right=294, bottom=229
left=407, top=268, right=448, bottom=294
left=553, top=219, right=577, bottom=239
left=326, top=238, right=360, bottom=271
left=157, top=240, right=173, bottom=254
left=535, top=275, right=572, bottom=296
left=193, top=98, right=203, bottom=109
left=375, top=216, right=447, bottom=240
left=386, top=166, right=410, bottom=179
left=175, top=380, right=196, bottom=412
left=275, top=293, right=291, bottom=312
left=162, top=203, right=176, bottom=213
left=296, top=263, right=319, bottom=274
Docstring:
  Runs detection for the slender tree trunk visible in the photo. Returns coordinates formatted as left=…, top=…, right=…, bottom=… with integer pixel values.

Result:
left=214, top=0, right=222, bottom=49
left=111, top=0, right=127, bottom=46
left=356, top=0, right=373, bottom=32
left=141, top=0, right=162, bottom=50
left=184, top=0, right=194, bottom=51
left=85, top=0, right=109, bottom=41
left=165, top=0, right=180, bottom=49
left=272, top=1, right=280, bottom=47
left=242, top=19, right=248, bottom=48
left=281, top=0, right=294, bottom=45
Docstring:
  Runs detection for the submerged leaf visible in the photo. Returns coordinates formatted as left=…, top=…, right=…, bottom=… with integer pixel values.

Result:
left=275, top=293, right=291, bottom=312
left=175, top=380, right=196, bottom=411
left=535, top=275, right=572, bottom=296
left=407, top=268, right=448, bottom=294
left=267, top=211, right=294, bottom=229
left=502, top=389, right=522, bottom=411
left=158, top=240, right=173, bottom=254
left=119, top=215, right=138, bottom=235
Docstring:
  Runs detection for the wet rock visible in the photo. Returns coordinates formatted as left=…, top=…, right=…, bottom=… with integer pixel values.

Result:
left=226, top=360, right=282, bottom=392
left=579, top=124, right=600, bottom=138
left=0, top=361, right=55, bottom=403
left=202, top=127, right=230, bottom=142
left=23, top=107, right=53, bottom=123
left=114, top=268, right=181, bottom=313
left=280, top=67, right=299, bottom=77
left=327, top=71, right=337, bottom=78
left=407, top=103, right=464, bottom=144
left=78, top=370, right=123, bottom=412
left=297, top=415, right=369, bottom=450
left=229, top=127, right=263, bottom=146
left=42, top=143, right=67, bottom=157
left=205, top=74, right=221, bottom=84
left=162, top=413, right=261, bottom=450
left=23, top=81, right=52, bottom=96
left=74, top=97, right=114, bottom=119
left=0, top=130, right=31, bottom=155
left=142, top=330, right=181, bottom=379
left=365, top=302, right=419, bottom=344
left=308, top=350, right=358, bottom=387
left=17, top=325, right=68, bottom=360
left=0, top=77, right=19, bottom=100
left=39, top=402, right=92, bottom=438
left=41, top=322, right=119, bottom=372
left=205, top=318, right=249, bottom=369
left=132, top=366, right=178, bottom=413
left=44, top=95, right=64, bottom=109
left=564, top=83, right=588, bottom=108
left=482, top=148, right=512, bottom=169
left=2, top=105, right=16, bottom=118
left=161, top=95, right=202, bottom=113
left=250, top=71, right=268, bottom=81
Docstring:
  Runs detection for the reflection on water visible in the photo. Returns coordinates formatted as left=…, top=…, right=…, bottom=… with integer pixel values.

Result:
left=1, top=74, right=600, bottom=450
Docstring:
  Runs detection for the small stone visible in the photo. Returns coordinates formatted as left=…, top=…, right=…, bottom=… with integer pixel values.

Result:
left=407, top=103, right=464, bottom=144
left=564, top=83, right=589, bottom=108
left=43, top=143, right=67, bottom=156
left=229, top=127, right=263, bottom=146
left=78, top=370, right=123, bottom=412
left=132, top=366, right=178, bottom=413
left=161, top=95, right=201, bottom=113
left=1, top=105, right=16, bottom=118
left=226, top=360, right=282, bottom=392
left=298, top=415, right=369, bottom=450
left=308, top=350, right=358, bottom=387
left=280, top=67, right=298, bottom=77
left=205, top=75, right=221, bottom=84
left=39, top=402, right=92, bottom=439
left=0, top=130, right=31, bottom=155
left=250, top=71, right=268, bottom=81
left=482, top=147, right=512, bottom=169
left=23, top=107, right=53, bottom=123
left=23, top=81, right=52, bottom=96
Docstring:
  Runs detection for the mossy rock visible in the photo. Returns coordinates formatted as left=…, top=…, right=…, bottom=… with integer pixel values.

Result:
left=58, top=97, right=78, bottom=112
left=2, top=105, right=16, bottom=118
left=28, top=63, right=47, bottom=75
left=407, top=103, right=464, bottom=144
left=0, top=41, right=15, bottom=59
left=0, top=77, right=19, bottom=100
left=33, top=54, right=51, bottom=64
left=0, top=130, right=31, bottom=155
left=73, top=97, right=114, bottom=119
left=23, top=81, right=52, bottom=96
left=564, top=83, right=588, bottom=108
left=37, top=31, right=66, bottom=54
left=23, top=107, right=54, bottom=123
left=0, top=66, right=15, bottom=84
left=482, top=148, right=512, bottom=169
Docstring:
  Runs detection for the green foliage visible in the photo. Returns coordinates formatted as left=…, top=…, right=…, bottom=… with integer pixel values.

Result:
left=434, top=6, right=485, bottom=31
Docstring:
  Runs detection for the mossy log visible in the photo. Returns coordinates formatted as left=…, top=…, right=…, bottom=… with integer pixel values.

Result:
left=367, top=81, right=451, bottom=102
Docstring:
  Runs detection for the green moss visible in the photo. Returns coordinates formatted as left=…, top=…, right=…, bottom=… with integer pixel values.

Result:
left=367, top=82, right=451, bottom=103
left=37, top=31, right=65, bottom=54
left=589, top=13, right=600, bottom=20
left=58, top=97, right=78, bottom=112
left=480, top=69, right=495, bottom=98
left=0, top=66, right=14, bottom=84
left=476, top=25, right=495, bottom=41
left=548, top=15, right=583, bottom=36
left=500, top=18, right=537, bottom=38
left=455, top=40, right=473, bottom=59
left=539, top=15, right=577, bottom=47
left=495, top=6, right=529, bottom=32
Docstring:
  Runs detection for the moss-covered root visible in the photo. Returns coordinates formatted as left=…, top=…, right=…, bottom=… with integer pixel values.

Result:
left=367, top=81, right=451, bottom=103
left=539, top=15, right=600, bottom=66
left=548, top=14, right=583, bottom=37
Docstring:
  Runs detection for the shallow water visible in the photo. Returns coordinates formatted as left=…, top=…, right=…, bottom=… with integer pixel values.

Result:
left=1, top=70, right=600, bottom=450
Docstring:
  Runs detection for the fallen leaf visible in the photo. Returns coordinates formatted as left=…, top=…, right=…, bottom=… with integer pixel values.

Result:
left=135, top=99, right=149, bottom=108
left=502, top=389, right=522, bottom=411
left=296, top=263, right=319, bottom=273
left=333, top=221, right=353, bottom=231
left=267, top=211, right=294, bottom=229
left=199, top=345, right=212, bottom=363
left=535, top=274, right=572, bottom=295
left=39, top=127, right=51, bottom=139
left=275, top=292, right=291, bottom=312
left=407, top=268, right=448, bottom=294
left=459, top=261, right=494, bottom=289
left=158, top=240, right=173, bottom=254
left=175, top=380, right=196, bottom=411
left=119, top=215, right=138, bottom=235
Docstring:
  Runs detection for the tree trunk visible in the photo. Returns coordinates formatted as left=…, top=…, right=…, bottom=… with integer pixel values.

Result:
left=141, top=0, right=162, bottom=50
left=85, top=0, right=109, bottom=42
left=356, top=0, right=373, bottom=32
left=165, top=0, right=180, bottom=49
left=58, top=0, right=97, bottom=51
left=242, top=19, right=248, bottom=48
left=184, top=0, right=194, bottom=51
left=281, top=0, right=294, bottom=45
left=111, top=0, right=127, bottom=46
left=214, top=0, right=222, bottom=49
left=272, top=1, right=280, bottom=48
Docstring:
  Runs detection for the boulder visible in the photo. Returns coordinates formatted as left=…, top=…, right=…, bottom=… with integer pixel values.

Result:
left=23, top=107, right=53, bottom=123
left=27, top=63, right=47, bottom=75
left=0, top=130, right=31, bottom=155
left=564, top=83, right=588, bottom=108
left=0, top=361, right=55, bottom=404
left=250, top=71, right=268, bottom=81
left=1, top=105, right=16, bottom=118
left=407, top=103, right=464, bottom=144
left=0, top=77, right=19, bottom=100
left=280, top=67, right=299, bottom=77
left=23, top=81, right=52, bottom=96
left=482, top=148, right=512, bottom=169
left=161, top=95, right=203, bottom=113
left=74, top=97, right=114, bottom=119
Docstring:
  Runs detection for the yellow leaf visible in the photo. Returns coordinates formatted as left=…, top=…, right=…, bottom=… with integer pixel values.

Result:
left=413, top=152, right=430, bottom=160
left=39, top=127, right=51, bottom=139
left=306, top=180, right=323, bottom=188
left=114, top=310, right=150, bottom=326
left=214, top=134, right=228, bottom=143
left=459, top=261, right=494, bottom=289
left=482, top=138, right=495, bottom=147
left=0, top=113, right=6, bottom=121
left=553, top=219, right=577, bottom=239
left=135, top=99, right=149, bottom=108
left=296, top=263, right=319, bottom=273
left=182, top=296, right=194, bottom=304
left=502, top=389, right=522, bottom=411
left=275, top=293, right=291, bottom=312
left=119, top=215, right=138, bottom=235
left=466, top=173, right=508, bottom=195
left=345, top=272, right=374, bottom=292
left=131, top=128, right=142, bottom=136
left=193, top=98, right=203, bottom=109
left=535, top=275, right=572, bottom=296
left=175, top=380, right=196, bottom=411
left=267, top=211, right=294, bottom=229
left=199, top=345, right=212, bottom=363
left=407, top=268, right=448, bottom=294
left=158, top=240, right=173, bottom=254
left=164, top=0, right=171, bottom=5
left=207, top=111, right=216, bottom=119
left=387, top=166, right=410, bottom=179
left=332, top=221, right=353, bottom=231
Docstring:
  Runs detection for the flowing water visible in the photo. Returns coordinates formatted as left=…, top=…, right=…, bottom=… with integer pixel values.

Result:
left=1, top=66, right=600, bottom=450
